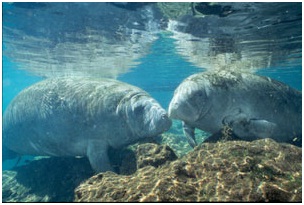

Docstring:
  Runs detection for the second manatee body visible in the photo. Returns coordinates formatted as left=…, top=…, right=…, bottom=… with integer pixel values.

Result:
left=3, top=77, right=172, bottom=172
left=168, top=70, right=302, bottom=147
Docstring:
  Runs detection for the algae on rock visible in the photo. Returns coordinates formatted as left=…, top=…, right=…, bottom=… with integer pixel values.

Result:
left=2, top=143, right=177, bottom=202
left=75, top=139, right=302, bottom=202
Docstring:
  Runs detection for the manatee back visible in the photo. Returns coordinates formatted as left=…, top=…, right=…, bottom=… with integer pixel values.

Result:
left=236, top=72, right=301, bottom=121
left=247, top=73, right=301, bottom=141
left=181, top=71, right=301, bottom=143
left=2, top=77, right=147, bottom=156
left=205, top=71, right=301, bottom=142
left=201, top=71, right=301, bottom=115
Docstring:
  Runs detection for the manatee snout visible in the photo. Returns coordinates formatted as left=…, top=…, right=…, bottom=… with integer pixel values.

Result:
left=149, top=107, right=172, bottom=134
left=168, top=94, right=181, bottom=117
left=168, top=98, right=200, bottom=122
left=130, top=99, right=172, bottom=137
left=158, top=112, right=172, bottom=132
left=168, top=102, right=176, bottom=118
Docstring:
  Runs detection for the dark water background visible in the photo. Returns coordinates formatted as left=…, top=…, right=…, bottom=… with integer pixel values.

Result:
left=2, top=2, right=302, bottom=170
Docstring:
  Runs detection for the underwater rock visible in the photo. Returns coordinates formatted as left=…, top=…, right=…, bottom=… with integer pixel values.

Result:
left=74, top=139, right=302, bottom=202
left=109, top=142, right=177, bottom=175
left=136, top=143, right=177, bottom=169
left=2, top=143, right=176, bottom=202
left=160, top=120, right=209, bottom=158
left=2, top=157, right=94, bottom=202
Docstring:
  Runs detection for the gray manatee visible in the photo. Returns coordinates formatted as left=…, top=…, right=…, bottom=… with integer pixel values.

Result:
left=3, top=77, right=172, bottom=172
left=168, top=70, right=302, bottom=147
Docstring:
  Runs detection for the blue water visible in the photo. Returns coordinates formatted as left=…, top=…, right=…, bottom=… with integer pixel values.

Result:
left=3, top=35, right=301, bottom=112
left=2, top=2, right=302, bottom=202
left=3, top=33, right=301, bottom=170
left=117, top=34, right=202, bottom=108
left=2, top=57, right=42, bottom=111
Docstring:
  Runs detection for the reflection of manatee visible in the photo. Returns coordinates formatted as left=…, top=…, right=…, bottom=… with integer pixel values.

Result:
left=168, top=71, right=302, bottom=147
left=3, top=77, right=172, bottom=172
left=3, top=3, right=164, bottom=78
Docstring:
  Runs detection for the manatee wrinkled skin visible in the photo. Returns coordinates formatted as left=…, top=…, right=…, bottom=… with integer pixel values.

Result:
left=168, top=71, right=302, bottom=147
left=3, top=77, right=172, bottom=172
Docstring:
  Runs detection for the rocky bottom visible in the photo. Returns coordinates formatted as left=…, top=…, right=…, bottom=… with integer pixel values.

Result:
left=2, top=139, right=302, bottom=202
left=2, top=157, right=94, bottom=202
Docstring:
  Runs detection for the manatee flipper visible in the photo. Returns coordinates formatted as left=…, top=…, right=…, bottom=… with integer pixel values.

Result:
left=222, top=108, right=247, bottom=126
left=231, top=118, right=277, bottom=140
left=87, top=141, right=113, bottom=173
left=223, top=109, right=276, bottom=139
left=182, top=121, right=197, bottom=148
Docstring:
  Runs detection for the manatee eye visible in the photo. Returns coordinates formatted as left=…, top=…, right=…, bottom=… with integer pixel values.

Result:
left=195, top=90, right=204, bottom=97
left=133, top=106, right=144, bottom=115
left=189, top=90, right=204, bottom=100
left=192, top=91, right=206, bottom=107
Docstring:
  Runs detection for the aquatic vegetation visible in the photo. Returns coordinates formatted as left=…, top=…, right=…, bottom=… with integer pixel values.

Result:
left=75, top=139, right=302, bottom=202
left=2, top=138, right=301, bottom=202
left=221, top=125, right=234, bottom=141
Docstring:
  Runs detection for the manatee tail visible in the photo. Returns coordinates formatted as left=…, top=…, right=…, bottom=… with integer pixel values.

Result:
left=2, top=145, right=19, bottom=161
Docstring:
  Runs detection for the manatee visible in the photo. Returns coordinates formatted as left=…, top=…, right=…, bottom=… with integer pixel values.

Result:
left=3, top=77, right=172, bottom=172
left=168, top=70, right=302, bottom=147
